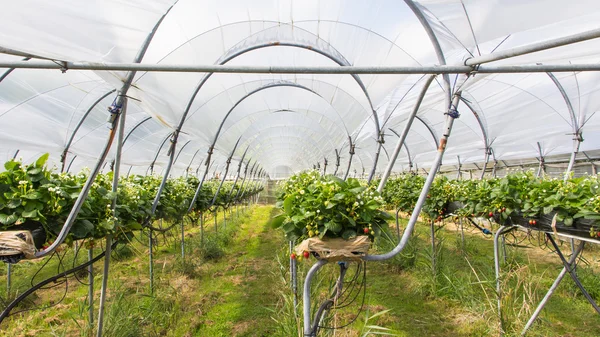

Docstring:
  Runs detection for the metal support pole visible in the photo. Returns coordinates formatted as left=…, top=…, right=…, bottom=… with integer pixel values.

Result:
left=377, top=74, right=436, bottom=192
left=343, top=139, right=355, bottom=181
left=366, top=92, right=463, bottom=261
left=494, top=225, right=515, bottom=336
left=96, top=235, right=113, bottom=337
left=521, top=239, right=586, bottom=336
left=430, top=221, right=436, bottom=276
left=200, top=214, right=205, bottom=247
left=546, top=235, right=600, bottom=313
left=459, top=217, right=465, bottom=249
left=181, top=220, right=185, bottom=259
left=303, top=260, right=327, bottom=336
left=480, top=148, right=491, bottom=179
left=88, top=247, right=94, bottom=329
left=492, top=159, right=498, bottom=178
left=456, top=155, right=462, bottom=180
left=149, top=229, right=154, bottom=293
left=536, top=142, right=545, bottom=177
left=96, top=93, right=127, bottom=337
left=367, top=133, right=385, bottom=183
left=465, top=28, right=600, bottom=66
left=289, top=241, right=298, bottom=308
left=333, top=149, right=340, bottom=176
left=3, top=61, right=600, bottom=74
left=6, top=264, right=11, bottom=297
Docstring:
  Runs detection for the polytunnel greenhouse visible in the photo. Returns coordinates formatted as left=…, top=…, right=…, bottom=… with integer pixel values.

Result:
left=1, top=0, right=600, bottom=336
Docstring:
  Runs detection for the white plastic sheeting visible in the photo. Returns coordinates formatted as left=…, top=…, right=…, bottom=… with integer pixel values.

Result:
left=1, top=0, right=600, bottom=177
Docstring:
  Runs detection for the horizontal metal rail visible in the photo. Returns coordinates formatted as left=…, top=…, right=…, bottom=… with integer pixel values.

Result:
left=2, top=61, right=600, bottom=74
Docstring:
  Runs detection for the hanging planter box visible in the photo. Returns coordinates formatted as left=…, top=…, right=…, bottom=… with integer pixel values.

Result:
left=0, top=230, right=37, bottom=263
left=295, top=235, right=371, bottom=262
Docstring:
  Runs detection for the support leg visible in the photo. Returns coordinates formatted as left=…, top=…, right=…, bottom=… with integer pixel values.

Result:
left=303, top=260, right=327, bottom=336
left=521, top=238, right=586, bottom=336
left=546, top=235, right=600, bottom=313
left=430, top=221, right=436, bottom=276
left=6, top=264, right=11, bottom=298
left=494, top=225, right=516, bottom=335
left=181, top=219, right=185, bottom=259
left=96, top=235, right=113, bottom=337
left=149, top=229, right=154, bottom=294
left=88, top=247, right=94, bottom=330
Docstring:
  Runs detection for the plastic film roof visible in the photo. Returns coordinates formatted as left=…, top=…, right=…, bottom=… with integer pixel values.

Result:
left=1, top=0, right=600, bottom=178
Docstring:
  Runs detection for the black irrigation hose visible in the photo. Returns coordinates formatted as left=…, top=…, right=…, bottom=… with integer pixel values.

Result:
left=0, top=241, right=118, bottom=324
left=317, top=261, right=368, bottom=332
left=466, top=218, right=492, bottom=235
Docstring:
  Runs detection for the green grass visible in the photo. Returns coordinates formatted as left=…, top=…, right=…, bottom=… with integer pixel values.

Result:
left=0, top=206, right=599, bottom=336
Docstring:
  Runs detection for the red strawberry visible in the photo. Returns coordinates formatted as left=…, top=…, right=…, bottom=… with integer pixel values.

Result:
left=303, top=251, right=310, bottom=259
left=488, top=212, right=494, bottom=217
left=363, top=228, right=370, bottom=234
left=291, top=253, right=296, bottom=260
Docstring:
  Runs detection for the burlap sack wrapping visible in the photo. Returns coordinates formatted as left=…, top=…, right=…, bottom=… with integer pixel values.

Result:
left=295, top=235, right=371, bottom=262
left=0, top=231, right=36, bottom=259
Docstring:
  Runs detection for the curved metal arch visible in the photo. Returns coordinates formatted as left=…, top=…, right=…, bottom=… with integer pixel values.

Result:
left=547, top=73, right=579, bottom=130
left=388, top=127, right=415, bottom=170
left=161, top=26, right=382, bottom=188
left=403, top=0, right=451, bottom=111
left=0, top=57, right=30, bottom=83
left=147, top=133, right=172, bottom=174
left=172, top=140, right=192, bottom=168
left=0, top=79, right=107, bottom=119
left=175, top=41, right=379, bottom=134
left=60, top=89, right=117, bottom=171
left=458, top=95, right=494, bottom=178
left=122, top=116, right=153, bottom=146
left=35, top=0, right=179, bottom=261
left=546, top=72, right=583, bottom=177
left=210, top=80, right=342, bottom=151
left=218, top=108, right=346, bottom=155
left=244, top=134, right=329, bottom=169
left=185, top=148, right=203, bottom=177
left=185, top=78, right=362, bottom=136
left=414, top=115, right=440, bottom=148
left=459, top=96, right=491, bottom=147
left=243, top=127, right=331, bottom=164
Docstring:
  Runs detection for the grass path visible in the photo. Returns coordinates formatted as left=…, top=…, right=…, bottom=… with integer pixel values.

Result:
left=1, top=206, right=600, bottom=336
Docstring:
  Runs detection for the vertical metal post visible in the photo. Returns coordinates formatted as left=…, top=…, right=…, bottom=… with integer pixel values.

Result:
left=97, top=95, right=127, bottom=337
left=200, top=214, right=205, bottom=247
left=289, top=241, right=298, bottom=307
left=456, top=155, right=462, bottom=180
left=494, top=226, right=508, bottom=335
left=536, top=142, right=545, bottom=177
left=6, top=264, right=11, bottom=297
left=181, top=219, right=185, bottom=259
left=459, top=217, right=465, bottom=249
left=430, top=221, right=436, bottom=276
left=96, top=235, right=113, bottom=337
left=343, top=139, right=355, bottom=181
left=149, top=229, right=154, bottom=293
left=88, top=247, right=94, bottom=329
left=480, top=148, right=490, bottom=179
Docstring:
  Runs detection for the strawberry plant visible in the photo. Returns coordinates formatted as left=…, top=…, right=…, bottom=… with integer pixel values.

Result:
left=273, top=170, right=391, bottom=242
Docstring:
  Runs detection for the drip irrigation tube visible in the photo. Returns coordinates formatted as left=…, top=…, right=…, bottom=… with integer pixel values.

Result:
left=0, top=241, right=118, bottom=324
